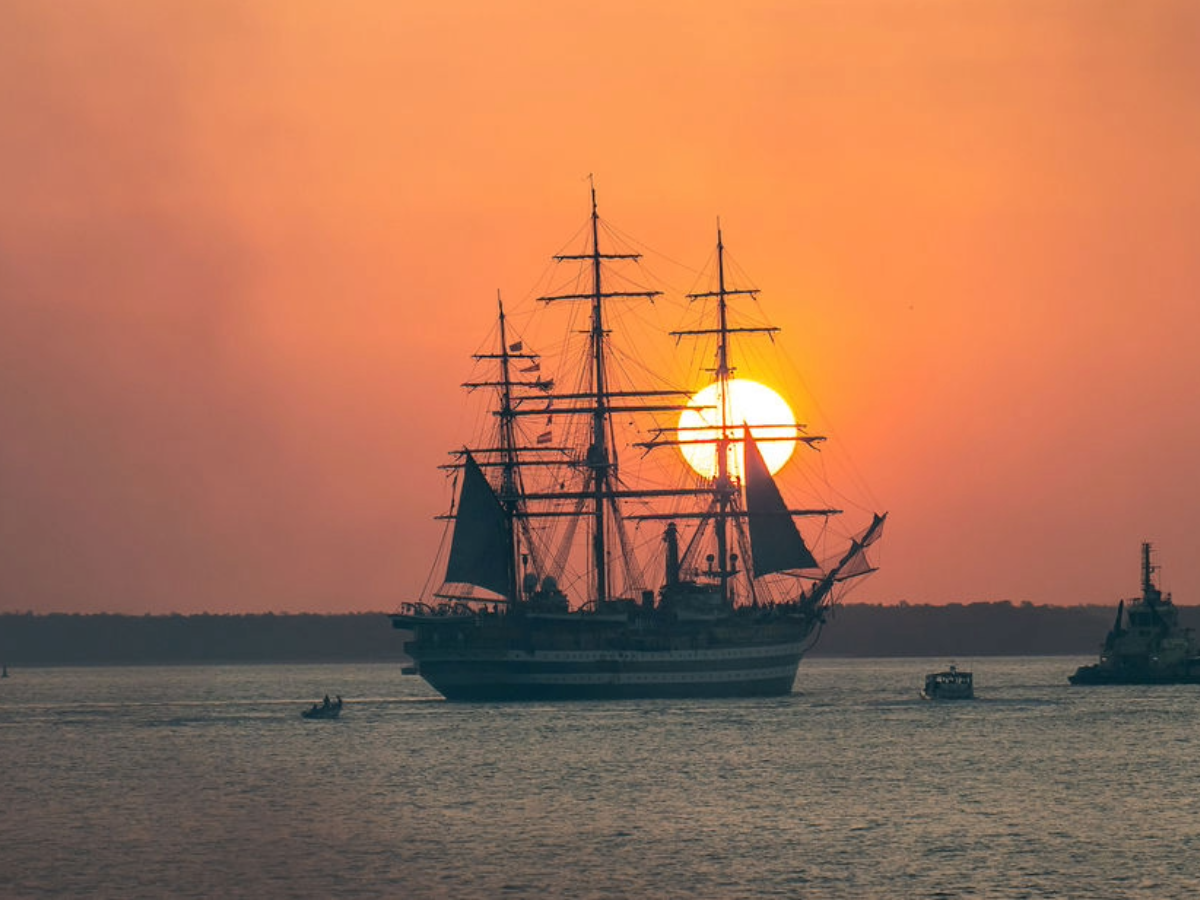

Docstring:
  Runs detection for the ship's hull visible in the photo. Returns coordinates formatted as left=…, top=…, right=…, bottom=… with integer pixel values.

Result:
left=394, top=612, right=816, bottom=701
left=414, top=645, right=805, bottom=702
left=1069, top=662, right=1200, bottom=686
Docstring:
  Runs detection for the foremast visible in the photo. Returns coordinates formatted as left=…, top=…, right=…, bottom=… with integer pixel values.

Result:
left=673, top=225, right=781, bottom=604
left=649, top=225, right=884, bottom=610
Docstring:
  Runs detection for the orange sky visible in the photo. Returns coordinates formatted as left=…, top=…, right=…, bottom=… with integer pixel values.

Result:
left=2, top=0, right=1199, bottom=613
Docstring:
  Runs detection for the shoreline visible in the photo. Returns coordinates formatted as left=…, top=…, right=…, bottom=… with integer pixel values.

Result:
left=3, top=603, right=1187, bottom=666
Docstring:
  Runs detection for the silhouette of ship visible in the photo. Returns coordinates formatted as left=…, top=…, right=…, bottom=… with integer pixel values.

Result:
left=1070, top=542, right=1200, bottom=685
left=392, top=189, right=886, bottom=701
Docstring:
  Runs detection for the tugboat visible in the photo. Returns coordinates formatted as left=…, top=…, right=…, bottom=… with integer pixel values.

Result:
left=921, top=664, right=974, bottom=700
left=1070, top=542, right=1200, bottom=685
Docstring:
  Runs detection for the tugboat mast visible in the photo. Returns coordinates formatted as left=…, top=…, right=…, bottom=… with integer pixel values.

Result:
left=1142, top=541, right=1161, bottom=605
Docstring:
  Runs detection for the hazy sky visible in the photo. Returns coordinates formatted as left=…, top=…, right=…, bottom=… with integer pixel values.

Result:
left=2, top=1, right=1198, bottom=613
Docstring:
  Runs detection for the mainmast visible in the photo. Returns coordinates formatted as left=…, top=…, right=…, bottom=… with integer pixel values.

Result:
left=588, top=189, right=612, bottom=605
left=538, top=184, right=663, bottom=604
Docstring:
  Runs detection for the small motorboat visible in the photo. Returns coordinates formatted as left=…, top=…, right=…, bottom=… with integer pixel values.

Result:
left=301, top=695, right=343, bottom=719
left=922, top=665, right=973, bottom=700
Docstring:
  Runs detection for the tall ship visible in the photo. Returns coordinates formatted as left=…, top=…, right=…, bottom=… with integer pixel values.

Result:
left=393, top=190, right=886, bottom=701
left=1070, top=542, right=1200, bottom=685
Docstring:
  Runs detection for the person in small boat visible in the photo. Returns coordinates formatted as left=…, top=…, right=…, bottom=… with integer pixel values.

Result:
left=323, top=694, right=331, bottom=708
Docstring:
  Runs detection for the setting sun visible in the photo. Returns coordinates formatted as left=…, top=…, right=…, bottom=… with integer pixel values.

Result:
left=677, top=379, right=798, bottom=479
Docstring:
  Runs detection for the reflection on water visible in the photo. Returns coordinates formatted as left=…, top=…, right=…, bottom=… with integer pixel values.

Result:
left=2, top=658, right=1198, bottom=899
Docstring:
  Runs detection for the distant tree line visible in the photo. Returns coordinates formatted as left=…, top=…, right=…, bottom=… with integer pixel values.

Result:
left=0, top=613, right=407, bottom=666
left=2, top=603, right=1197, bottom=666
left=811, top=601, right=1144, bottom=657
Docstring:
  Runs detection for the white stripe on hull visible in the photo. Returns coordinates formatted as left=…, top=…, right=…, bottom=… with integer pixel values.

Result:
left=428, top=662, right=801, bottom=688
left=416, top=641, right=809, bottom=666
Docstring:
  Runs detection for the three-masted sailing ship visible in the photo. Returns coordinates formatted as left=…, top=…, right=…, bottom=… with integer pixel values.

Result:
left=393, top=190, right=886, bottom=701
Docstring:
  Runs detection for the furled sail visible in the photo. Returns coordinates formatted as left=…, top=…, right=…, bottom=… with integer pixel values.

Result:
left=443, top=450, right=511, bottom=597
left=801, top=512, right=888, bottom=612
left=831, top=513, right=888, bottom=582
left=743, top=429, right=818, bottom=575
left=835, top=541, right=873, bottom=581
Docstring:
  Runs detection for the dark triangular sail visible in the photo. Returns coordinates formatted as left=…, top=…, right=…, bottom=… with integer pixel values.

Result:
left=443, top=451, right=511, bottom=597
left=744, top=429, right=818, bottom=575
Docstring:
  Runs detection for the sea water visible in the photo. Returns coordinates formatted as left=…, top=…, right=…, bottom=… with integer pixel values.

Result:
left=2, top=658, right=1198, bottom=899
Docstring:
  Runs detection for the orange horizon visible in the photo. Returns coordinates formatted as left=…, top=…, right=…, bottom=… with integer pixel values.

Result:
left=3, top=1, right=1199, bottom=614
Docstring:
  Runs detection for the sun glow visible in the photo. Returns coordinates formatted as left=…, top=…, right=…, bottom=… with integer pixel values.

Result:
left=677, top=379, right=798, bottom=479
